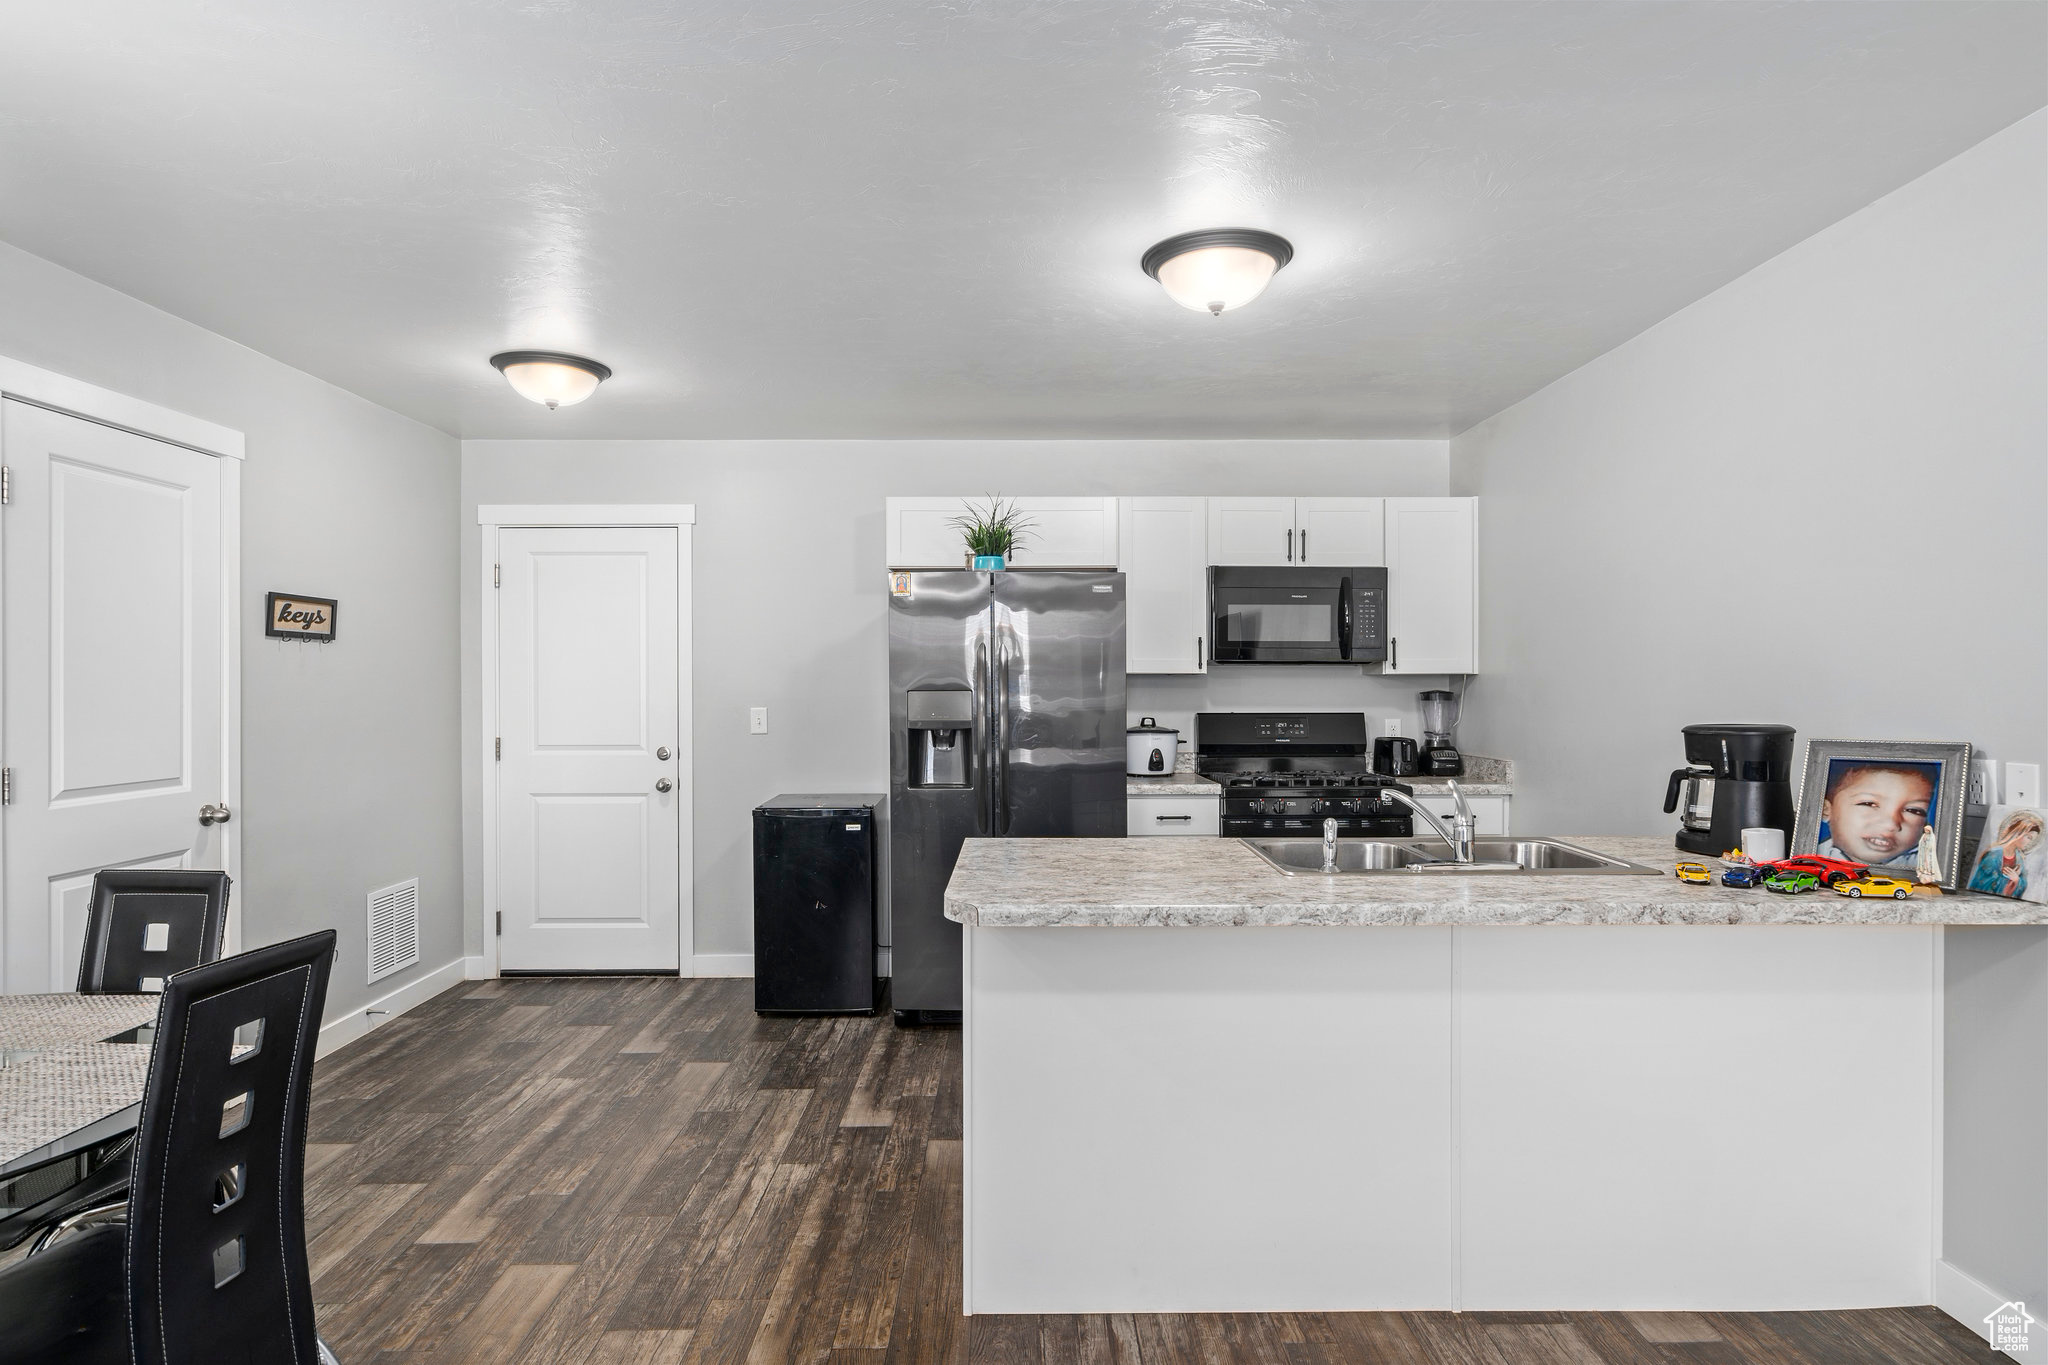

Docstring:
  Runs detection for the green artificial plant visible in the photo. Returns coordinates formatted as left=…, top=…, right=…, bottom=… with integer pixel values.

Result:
left=950, top=495, right=1036, bottom=559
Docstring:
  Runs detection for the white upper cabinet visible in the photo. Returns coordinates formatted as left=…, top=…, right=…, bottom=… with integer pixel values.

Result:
left=1384, top=497, right=1477, bottom=674
left=1206, top=497, right=1299, bottom=566
left=1296, top=497, right=1386, bottom=566
left=885, top=497, right=1119, bottom=569
left=1119, top=497, right=1208, bottom=675
left=1208, top=497, right=1387, bottom=567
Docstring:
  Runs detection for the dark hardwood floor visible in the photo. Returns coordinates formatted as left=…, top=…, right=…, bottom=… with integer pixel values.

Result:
left=306, top=976, right=2001, bottom=1364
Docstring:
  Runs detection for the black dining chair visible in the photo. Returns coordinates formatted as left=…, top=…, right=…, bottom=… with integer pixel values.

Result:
left=76, top=869, right=232, bottom=994
left=0, top=930, right=341, bottom=1365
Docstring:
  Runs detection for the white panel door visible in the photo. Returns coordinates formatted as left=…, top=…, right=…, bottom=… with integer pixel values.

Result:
left=1118, top=497, right=1207, bottom=674
left=1296, top=497, right=1385, bottom=566
left=1385, top=497, right=1477, bottom=674
left=1206, top=497, right=1298, bottom=566
left=1003, top=498, right=1119, bottom=568
left=497, top=527, right=681, bottom=971
left=2, top=400, right=225, bottom=993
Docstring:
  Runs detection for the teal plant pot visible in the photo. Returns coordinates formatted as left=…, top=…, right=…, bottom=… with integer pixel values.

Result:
left=971, top=555, right=1006, bottom=571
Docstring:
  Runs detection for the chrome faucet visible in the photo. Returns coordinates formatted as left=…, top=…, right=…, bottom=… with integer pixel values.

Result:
left=1383, top=779, right=1478, bottom=864
left=1322, top=817, right=1339, bottom=873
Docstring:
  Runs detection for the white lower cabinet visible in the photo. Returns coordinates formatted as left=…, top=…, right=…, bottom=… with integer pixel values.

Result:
left=1414, top=794, right=1509, bottom=836
left=1128, top=794, right=1221, bottom=837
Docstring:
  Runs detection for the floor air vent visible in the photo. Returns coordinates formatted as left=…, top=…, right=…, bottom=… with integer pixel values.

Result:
left=367, top=878, right=420, bottom=984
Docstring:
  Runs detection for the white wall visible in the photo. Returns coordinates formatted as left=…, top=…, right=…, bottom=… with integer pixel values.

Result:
left=0, top=241, right=466, bottom=1026
left=1449, top=110, right=2048, bottom=1331
left=460, top=439, right=1448, bottom=961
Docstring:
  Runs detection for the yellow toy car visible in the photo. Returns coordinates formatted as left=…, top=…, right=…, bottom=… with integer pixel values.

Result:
left=1835, top=875, right=1915, bottom=900
left=1674, top=861, right=1712, bottom=884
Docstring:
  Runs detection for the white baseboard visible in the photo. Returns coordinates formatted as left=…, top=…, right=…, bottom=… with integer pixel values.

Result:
left=317, top=958, right=467, bottom=1057
left=1936, top=1258, right=2028, bottom=1359
left=692, top=953, right=754, bottom=977
left=463, top=954, right=488, bottom=979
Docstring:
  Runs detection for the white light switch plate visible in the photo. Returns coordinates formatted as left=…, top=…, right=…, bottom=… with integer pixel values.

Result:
left=1969, top=758, right=1999, bottom=809
left=2008, top=762, right=2041, bottom=808
left=749, top=707, right=769, bottom=735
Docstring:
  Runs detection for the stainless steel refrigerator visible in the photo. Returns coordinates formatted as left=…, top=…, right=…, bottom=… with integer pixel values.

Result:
left=887, top=571, right=1126, bottom=1023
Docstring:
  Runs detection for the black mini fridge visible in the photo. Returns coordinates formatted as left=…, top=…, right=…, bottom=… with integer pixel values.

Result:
left=752, top=794, right=882, bottom=1015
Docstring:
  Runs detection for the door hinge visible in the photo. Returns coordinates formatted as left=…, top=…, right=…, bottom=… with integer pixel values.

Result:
left=494, top=737, right=502, bottom=760
left=493, top=563, right=500, bottom=588
left=1, top=767, right=10, bottom=805
left=2, top=466, right=11, bottom=505
left=495, top=911, right=503, bottom=937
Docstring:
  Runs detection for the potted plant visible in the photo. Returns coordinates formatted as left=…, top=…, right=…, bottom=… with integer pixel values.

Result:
left=950, top=495, right=1035, bottom=571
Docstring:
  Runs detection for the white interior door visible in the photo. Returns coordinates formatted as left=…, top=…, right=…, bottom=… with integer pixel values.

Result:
left=2, top=400, right=226, bottom=993
left=496, top=526, right=681, bottom=972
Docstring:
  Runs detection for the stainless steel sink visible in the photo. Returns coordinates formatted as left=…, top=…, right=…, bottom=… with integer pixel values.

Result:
left=1244, top=836, right=1663, bottom=877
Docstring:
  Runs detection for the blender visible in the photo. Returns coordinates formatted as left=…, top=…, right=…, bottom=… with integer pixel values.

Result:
left=1417, top=689, right=1464, bottom=777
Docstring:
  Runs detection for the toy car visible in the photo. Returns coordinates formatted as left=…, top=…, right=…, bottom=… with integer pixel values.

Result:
left=1835, top=875, right=1915, bottom=900
left=1721, top=863, right=1770, bottom=888
left=1764, top=869, right=1822, bottom=894
left=1772, top=854, right=1866, bottom=886
left=1674, top=861, right=1712, bottom=884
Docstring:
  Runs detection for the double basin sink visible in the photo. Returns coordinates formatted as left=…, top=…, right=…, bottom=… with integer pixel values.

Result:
left=1246, top=836, right=1662, bottom=877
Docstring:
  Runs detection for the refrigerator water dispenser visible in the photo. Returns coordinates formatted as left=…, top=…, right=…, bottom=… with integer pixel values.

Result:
left=907, top=688, right=973, bottom=788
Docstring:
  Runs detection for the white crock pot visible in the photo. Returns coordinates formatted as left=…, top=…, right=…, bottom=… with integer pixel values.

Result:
left=1126, top=718, right=1181, bottom=777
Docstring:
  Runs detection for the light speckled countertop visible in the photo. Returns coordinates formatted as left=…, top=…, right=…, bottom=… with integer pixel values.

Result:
left=944, top=835, right=2045, bottom=928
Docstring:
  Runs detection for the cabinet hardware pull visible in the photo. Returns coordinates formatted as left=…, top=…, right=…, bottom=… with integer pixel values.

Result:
left=1156, top=814, right=1193, bottom=822
left=1196, top=636, right=1202, bottom=668
left=1391, top=637, right=1398, bottom=670
left=1286, top=528, right=1293, bottom=562
left=1300, top=529, right=1308, bottom=561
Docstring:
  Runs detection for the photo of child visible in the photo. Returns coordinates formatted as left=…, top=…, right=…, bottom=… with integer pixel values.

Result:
left=1967, top=806, right=2047, bottom=904
left=1815, top=759, right=1940, bottom=868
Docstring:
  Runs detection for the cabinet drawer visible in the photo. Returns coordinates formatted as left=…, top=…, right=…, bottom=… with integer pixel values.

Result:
left=1128, top=795, right=1220, bottom=837
left=1414, top=794, right=1509, bottom=836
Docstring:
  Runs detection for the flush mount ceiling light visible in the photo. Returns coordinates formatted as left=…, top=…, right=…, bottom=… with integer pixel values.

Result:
left=1140, top=228, right=1294, bottom=316
left=489, top=351, right=612, bottom=409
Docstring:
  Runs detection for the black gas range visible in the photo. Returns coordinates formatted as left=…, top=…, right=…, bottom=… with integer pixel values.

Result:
left=1196, top=712, right=1414, bottom=838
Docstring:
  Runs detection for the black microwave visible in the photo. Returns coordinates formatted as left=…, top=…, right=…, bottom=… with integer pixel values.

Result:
left=1209, top=566, right=1387, bottom=664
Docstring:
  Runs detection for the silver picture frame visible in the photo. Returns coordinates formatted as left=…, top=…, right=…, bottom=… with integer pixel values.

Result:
left=1792, top=739, right=1972, bottom=889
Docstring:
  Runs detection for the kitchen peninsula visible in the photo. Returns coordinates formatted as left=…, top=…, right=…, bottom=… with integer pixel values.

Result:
left=946, top=836, right=2045, bottom=1317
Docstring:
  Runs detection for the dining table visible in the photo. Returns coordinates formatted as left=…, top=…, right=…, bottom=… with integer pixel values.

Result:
left=0, top=992, right=160, bottom=1241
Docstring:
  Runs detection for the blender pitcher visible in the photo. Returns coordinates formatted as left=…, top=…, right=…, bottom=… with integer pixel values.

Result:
left=1417, top=689, right=1464, bottom=777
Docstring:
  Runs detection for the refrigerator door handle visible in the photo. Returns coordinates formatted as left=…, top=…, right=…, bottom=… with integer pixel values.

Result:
left=995, top=635, right=1014, bottom=835
left=972, top=628, right=993, bottom=835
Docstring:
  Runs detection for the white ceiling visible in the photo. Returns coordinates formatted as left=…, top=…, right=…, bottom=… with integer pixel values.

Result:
left=2, top=2, right=2041, bottom=439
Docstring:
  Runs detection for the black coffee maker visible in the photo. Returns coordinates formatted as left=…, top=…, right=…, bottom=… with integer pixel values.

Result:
left=1664, top=723, right=1797, bottom=856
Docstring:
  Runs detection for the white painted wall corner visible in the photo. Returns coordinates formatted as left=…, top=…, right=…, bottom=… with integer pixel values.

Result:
left=1935, top=1257, right=2025, bottom=1356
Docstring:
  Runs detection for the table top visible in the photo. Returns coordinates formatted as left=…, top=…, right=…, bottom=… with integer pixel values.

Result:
left=0, top=993, right=159, bottom=1172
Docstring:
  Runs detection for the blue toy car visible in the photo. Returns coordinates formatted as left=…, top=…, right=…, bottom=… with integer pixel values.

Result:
left=1721, top=863, right=1769, bottom=888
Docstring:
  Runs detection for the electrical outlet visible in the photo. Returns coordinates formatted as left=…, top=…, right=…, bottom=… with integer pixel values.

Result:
left=2008, top=762, right=2041, bottom=808
left=749, top=707, right=769, bottom=735
left=1385, top=719, right=1402, bottom=738
left=1969, top=758, right=1999, bottom=809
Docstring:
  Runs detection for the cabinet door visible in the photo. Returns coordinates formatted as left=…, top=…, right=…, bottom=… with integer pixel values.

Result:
left=1120, top=497, right=1208, bottom=675
left=1385, top=497, right=1477, bottom=674
left=886, top=497, right=970, bottom=568
left=1297, top=497, right=1385, bottom=566
left=1005, top=497, right=1119, bottom=568
left=1128, top=795, right=1221, bottom=837
left=1207, top=497, right=1299, bottom=566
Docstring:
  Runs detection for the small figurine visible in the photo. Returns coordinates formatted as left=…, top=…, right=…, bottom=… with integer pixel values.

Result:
left=1675, top=861, right=1712, bottom=884
left=1834, top=874, right=1914, bottom=901
left=1721, top=863, right=1769, bottom=888
left=1764, top=869, right=1823, bottom=895
left=1914, top=826, right=1944, bottom=887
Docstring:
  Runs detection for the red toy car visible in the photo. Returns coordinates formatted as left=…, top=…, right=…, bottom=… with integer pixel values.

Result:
left=1760, top=854, right=1867, bottom=887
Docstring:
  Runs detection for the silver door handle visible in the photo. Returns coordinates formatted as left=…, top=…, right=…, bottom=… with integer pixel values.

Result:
left=656, top=746, right=671, bottom=761
left=655, top=778, right=673, bottom=794
left=199, top=803, right=232, bottom=826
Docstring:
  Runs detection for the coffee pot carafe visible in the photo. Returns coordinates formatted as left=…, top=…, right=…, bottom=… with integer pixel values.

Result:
left=1664, top=723, right=1797, bottom=856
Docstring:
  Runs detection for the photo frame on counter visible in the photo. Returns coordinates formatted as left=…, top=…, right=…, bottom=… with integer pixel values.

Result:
left=1967, top=806, right=2048, bottom=903
left=265, top=591, right=337, bottom=642
left=1792, top=738, right=1970, bottom=888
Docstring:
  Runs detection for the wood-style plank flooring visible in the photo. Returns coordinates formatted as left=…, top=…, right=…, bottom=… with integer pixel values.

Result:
left=306, top=976, right=2003, bottom=1364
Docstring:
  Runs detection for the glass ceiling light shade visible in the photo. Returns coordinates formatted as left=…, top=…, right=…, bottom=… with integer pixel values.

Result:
left=489, top=351, right=612, bottom=409
left=1140, top=228, right=1294, bottom=316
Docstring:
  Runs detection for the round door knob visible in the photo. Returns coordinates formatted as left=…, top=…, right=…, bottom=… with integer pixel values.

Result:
left=656, top=746, right=672, bottom=761
left=655, top=778, right=673, bottom=794
left=199, top=803, right=232, bottom=826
